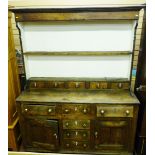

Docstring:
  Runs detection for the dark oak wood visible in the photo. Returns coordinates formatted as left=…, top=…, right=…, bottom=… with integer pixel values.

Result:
left=15, top=11, right=139, bottom=22
left=11, top=7, right=143, bottom=154
left=8, top=12, right=21, bottom=151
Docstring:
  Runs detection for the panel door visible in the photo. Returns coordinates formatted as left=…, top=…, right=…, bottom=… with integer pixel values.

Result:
left=94, top=120, right=130, bottom=151
left=23, top=118, right=59, bottom=151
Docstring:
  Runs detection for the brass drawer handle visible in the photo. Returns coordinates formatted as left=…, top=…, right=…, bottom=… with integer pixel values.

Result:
left=66, top=133, right=70, bottom=137
left=96, top=82, right=100, bottom=89
left=66, top=143, right=70, bottom=147
left=100, top=109, right=105, bottom=115
left=75, top=141, right=78, bottom=146
left=65, top=122, right=69, bottom=127
left=83, top=133, right=87, bottom=137
left=24, top=108, right=28, bottom=112
left=53, top=133, right=58, bottom=139
left=75, top=82, right=80, bottom=88
left=126, top=110, right=130, bottom=116
left=48, top=108, right=52, bottom=113
left=83, top=108, right=87, bottom=114
left=64, top=109, right=70, bottom=113
left=82, top=123, right=87, bottom=128
left=95, top=131, right=98, bottom=138
left=83, top=143, right=87, bottom=148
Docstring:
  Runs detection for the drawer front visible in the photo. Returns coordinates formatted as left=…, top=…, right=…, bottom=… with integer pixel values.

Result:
left=29, top=81, right=65, bottom=89
left=63, top=140, right=90, bottom=150
left=90, top=82, right=108, bottom=89
left=97, top=106, right=133, bottom=117
left=62, top=104, right=91, bottom=116
left=67, top=82, right=85, bottom=89
left=21, top=104, right=56, bottom=116
left=63, top=120, right=90, bottom=129
left=111, top=82, right=130, bottom=89
left=63, top=130, right=90, bottom=140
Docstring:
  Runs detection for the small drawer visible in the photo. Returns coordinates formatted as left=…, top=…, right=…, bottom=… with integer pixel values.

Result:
left=97, top=106, right=133, bottom=117
left=21, top=104, right=56, bottom=116
left=63, top=140, right=90, bottom=150
left=63, top=130, right=90, bottom=140
left=111, top=82, right=130, bottom=89
left=90, top=82, right=108, bottom=89
left=67, top=82, right=85, bottom=89
left=29, top=81, right=65, bottom=89
left=63, top=120, right=90, bottom=129
left=62, top=104, right=91, bottom=116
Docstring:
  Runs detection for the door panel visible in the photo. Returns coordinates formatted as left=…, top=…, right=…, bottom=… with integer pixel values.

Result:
left=94, top=120, right=129, bottom=151
left=23, top=118, right=59, bottom=151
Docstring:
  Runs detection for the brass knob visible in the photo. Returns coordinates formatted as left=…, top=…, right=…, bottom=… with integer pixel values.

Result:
left=66, top=143, right=70, bottom=147
left=100, top=109, right=105, bottom=115
left=24, top=108, right=28, bottom=112
left=83, top=133, right=87, bottom=137
left=66, top=133, right=70, bottom=137
left=126, top=110, right=130, bottom=115
left=64, top=109, right=70, bottom=113
left=83, top=143, right=87, bottom=148
left=83, top=108, right=87, bottom=114
left=65, top=122, right=69, bottom=127
left=48, top=108, right=52, bottom=113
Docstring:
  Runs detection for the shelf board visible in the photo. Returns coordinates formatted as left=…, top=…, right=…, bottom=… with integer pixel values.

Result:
left=23, top=51, right=132, bottom=56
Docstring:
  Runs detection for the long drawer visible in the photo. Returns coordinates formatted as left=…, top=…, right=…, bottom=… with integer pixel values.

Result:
left=97, top=105, right=133, bottom=117
left=21, top=104, right=56, bottom=116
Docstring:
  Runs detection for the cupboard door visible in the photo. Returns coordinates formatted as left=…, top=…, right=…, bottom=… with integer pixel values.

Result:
left=23, top=118, right=59, bottom=151
left=94, top=120, right=130, bottom=151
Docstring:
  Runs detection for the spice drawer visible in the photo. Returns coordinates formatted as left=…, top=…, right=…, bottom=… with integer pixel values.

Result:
left=97, top=105, right=133, bottom=117
left=21, top=104, right=56, bottom=116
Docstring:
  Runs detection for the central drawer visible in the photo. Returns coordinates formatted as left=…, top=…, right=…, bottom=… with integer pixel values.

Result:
left=21, top=104, right=56, bottom=116
left=63, top=140, right=90, bottom=150
left=62, top=104, right=92, bottom=117
left=63, top=130, right=90, bottom=140
left=63, top=120, right=90, bottom=129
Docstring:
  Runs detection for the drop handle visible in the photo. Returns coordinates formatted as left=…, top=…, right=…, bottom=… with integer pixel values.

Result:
left=95, top=131, right=98, bottom=138
left=100, top=109, right=105, bottom=115
left=83, top=143, right=87, bottom=148
left=53, top=133, right=58, bottom=139
left=66, top=133, right=70, bottom=137
left=75, top=82, right=80, bottom=88
left=64, top=109, right=70, bottom=113
left=96, top=83, right=100, bottom=89
left=126, top=110, right=130, bottom=116
left=75, top=141, right=78, bottom=146
left=82, top=123, right=87, bottom=128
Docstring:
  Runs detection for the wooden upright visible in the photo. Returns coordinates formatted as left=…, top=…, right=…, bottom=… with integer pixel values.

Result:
left=8, top=12, right=21, bottom=151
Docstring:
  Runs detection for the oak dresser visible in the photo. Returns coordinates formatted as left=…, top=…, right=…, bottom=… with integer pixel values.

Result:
left=11, top=5, right=145, bottom=155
